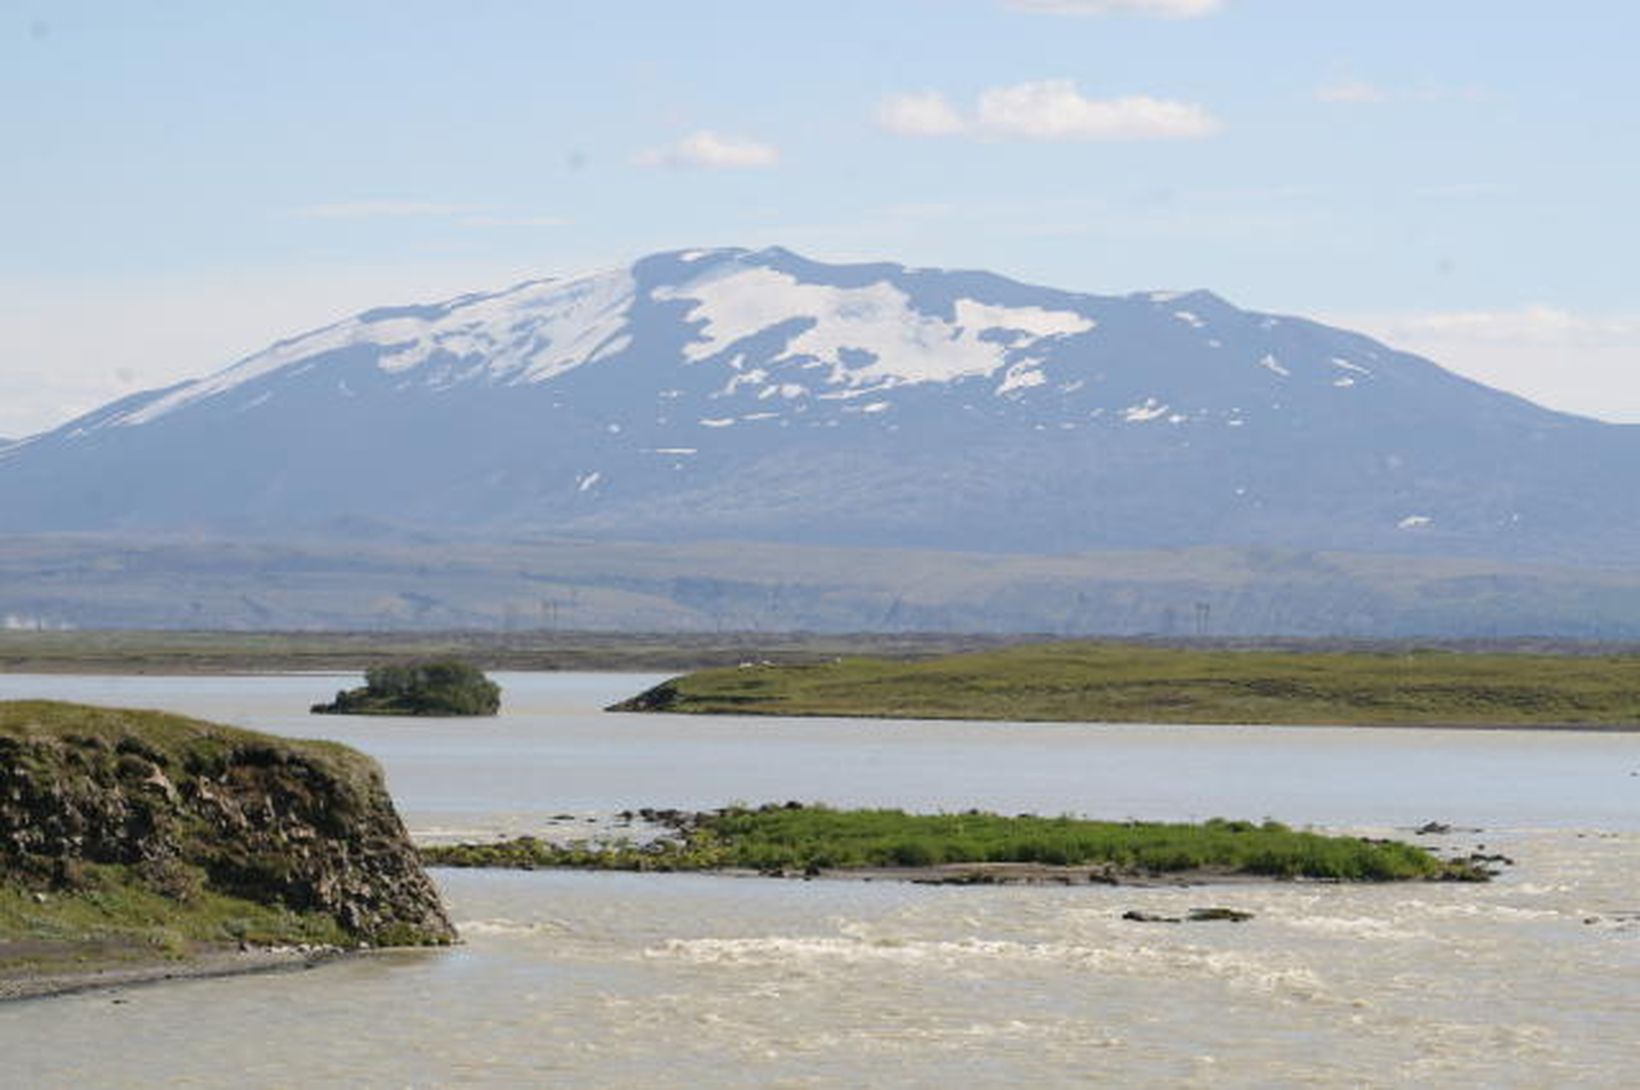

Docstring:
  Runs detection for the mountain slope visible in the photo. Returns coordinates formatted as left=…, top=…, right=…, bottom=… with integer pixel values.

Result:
left=2, top=246, right=1635, bottom=562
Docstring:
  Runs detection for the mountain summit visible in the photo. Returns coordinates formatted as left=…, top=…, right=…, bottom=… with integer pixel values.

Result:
left=2, top=246, right=1635, bottom=562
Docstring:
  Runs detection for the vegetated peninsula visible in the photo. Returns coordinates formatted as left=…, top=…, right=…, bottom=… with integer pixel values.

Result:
left=423, top=803, right=1490, bottom=884
left=312, top=659, right=501, bottom=717
left=609, top=641, right=1640, bottom=728
left=1, top=701, right=455, bottom=998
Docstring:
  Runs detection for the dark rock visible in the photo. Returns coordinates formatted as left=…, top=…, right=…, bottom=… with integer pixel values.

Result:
left=1122, top=910, right=1182, bottom=924
left=1187, top=907, right=1255, bottom=923
left=607, top=682, right=680, bottom=713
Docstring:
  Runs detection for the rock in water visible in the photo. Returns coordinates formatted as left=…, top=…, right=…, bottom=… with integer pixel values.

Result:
left=0, top=700, right=455, bottom=947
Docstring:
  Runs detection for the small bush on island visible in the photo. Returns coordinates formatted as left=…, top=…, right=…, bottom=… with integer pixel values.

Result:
left=312, top=658, right=501, bottom=717
left=422, top=803, right=1490, bottom=882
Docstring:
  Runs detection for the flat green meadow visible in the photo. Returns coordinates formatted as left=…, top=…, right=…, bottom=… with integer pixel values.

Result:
left=611, top=641, right=1640, bottom=727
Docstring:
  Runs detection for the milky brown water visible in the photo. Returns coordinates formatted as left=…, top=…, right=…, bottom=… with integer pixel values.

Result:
left=2, top=673, right=1635, bottom=1088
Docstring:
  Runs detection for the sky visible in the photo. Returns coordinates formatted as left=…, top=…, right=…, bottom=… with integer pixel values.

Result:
left=3, top=0, right=1639, bottom=436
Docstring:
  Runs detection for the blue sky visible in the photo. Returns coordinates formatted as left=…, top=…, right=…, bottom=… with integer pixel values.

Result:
left=4, top=0, right=1638, bottom=434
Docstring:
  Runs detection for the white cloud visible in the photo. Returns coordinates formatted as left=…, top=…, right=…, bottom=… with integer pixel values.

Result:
left=976, top=80, right=1218, bottom=139
left=1009, top=0, right=1223, bottom=17
left=635, top=131, right=779, bottom=169
left=293, top=200, right=468, bottom=219
left=876, top=91, right=967, bottom=136
left=876, top=80, right=1217, bottom=142
left=1334, top=306, right=1640, bottom=424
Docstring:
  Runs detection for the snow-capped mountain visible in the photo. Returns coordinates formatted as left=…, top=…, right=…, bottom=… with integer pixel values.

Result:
left=2, top=246, right=1636, bottom=562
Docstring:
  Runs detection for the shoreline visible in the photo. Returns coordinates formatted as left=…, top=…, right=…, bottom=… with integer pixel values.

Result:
left=1, top=667, right=1634, bottom=732
left=508, top=862, right=1311, bottom=887
left=615, top=706, right=1640, bottom=733
left=427, top=860, right=1467, bottom=887
left=0, top=945, right=351, bottom=1004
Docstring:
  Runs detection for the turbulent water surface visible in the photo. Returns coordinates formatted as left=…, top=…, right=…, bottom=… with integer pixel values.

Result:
left=1, top=672, right=1635, bottom=1088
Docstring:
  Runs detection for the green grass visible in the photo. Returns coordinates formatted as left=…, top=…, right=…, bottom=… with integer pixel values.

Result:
left=0, top=700, right=371, bottom=789
left=423, top=804, right=1484, bottom=882
left=0, top=861, right=348, bottom=971
left=609, top=641, right=1640, bottom=727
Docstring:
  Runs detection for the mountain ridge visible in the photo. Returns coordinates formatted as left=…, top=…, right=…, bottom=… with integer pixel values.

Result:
left=1, top=246, right=1634, bottom=567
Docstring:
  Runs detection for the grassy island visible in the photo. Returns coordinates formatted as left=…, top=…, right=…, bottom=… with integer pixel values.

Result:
left=312, top=658, right=500, bottom=717
left=423, top=803, right=1488, bottom=883
left=609, top=641, right=1640, bottom=728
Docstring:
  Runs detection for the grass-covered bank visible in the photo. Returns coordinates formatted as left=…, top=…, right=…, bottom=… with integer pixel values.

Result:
left=423, top=804, right=1488, bottom=883
left=0, top=862, right=350, bottom=980
left=611, top=641, right=1640, bottom=728
left=1, top=701, right=454, bottom=990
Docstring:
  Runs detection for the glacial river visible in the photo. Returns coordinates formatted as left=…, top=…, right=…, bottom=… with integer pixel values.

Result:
left=1, top=672, right=1636, bottom=1088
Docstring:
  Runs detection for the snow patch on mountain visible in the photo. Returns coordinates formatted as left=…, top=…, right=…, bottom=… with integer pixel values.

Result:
left=378, top=269, right=634, bottom=382
left=1123, top=398, right=1169, bottom=423
left=114, top=269, right=636, bottom=428
left=654, top=266, right=1093, bottom=392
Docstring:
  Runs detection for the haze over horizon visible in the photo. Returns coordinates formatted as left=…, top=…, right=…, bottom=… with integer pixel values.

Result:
left=5, top=1, right=1639, bottom=437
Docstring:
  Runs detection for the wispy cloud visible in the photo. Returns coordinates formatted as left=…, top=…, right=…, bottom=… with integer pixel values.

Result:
left=294, top=200, right=470, bottom=220
left=1314, top=80, right=1487, bottom=105
left=876, top=92, right=967, bottom=137
left=1314, top=80, right=1389, bottom=105
left=1384, top=306, right=1640, bottom=345
left=1008, top=0, right=1223, bottom=17
left=458, top=214, right=571, bottom=228
left=1416, top=182, right=1507, bottom=200
left=634, top=131, right=780, bottom=169
left=876, top=80, right=1218, bottom=141
left=292, top=201, right=569, bottom=229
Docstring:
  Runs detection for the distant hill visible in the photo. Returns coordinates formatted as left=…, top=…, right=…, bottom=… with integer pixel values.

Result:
left=5, top=532, right=1640, bottom=637
left=2, top=246, right=1636, bottom=565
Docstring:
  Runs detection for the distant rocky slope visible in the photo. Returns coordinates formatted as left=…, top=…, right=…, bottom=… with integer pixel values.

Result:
left=0, top=701, right=455, bottom=950
left=1, top=245, right=1636, bottom=565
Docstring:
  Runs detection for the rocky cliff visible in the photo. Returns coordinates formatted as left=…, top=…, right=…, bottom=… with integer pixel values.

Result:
left=0, top=700, right=454, bottom=948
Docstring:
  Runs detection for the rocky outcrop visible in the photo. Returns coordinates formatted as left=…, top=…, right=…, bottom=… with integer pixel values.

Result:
left=0, top=700, right=454, bottom=947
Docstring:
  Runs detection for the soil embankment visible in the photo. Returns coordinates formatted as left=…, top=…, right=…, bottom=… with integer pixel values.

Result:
left=1, top=700, right=455, bottom=999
